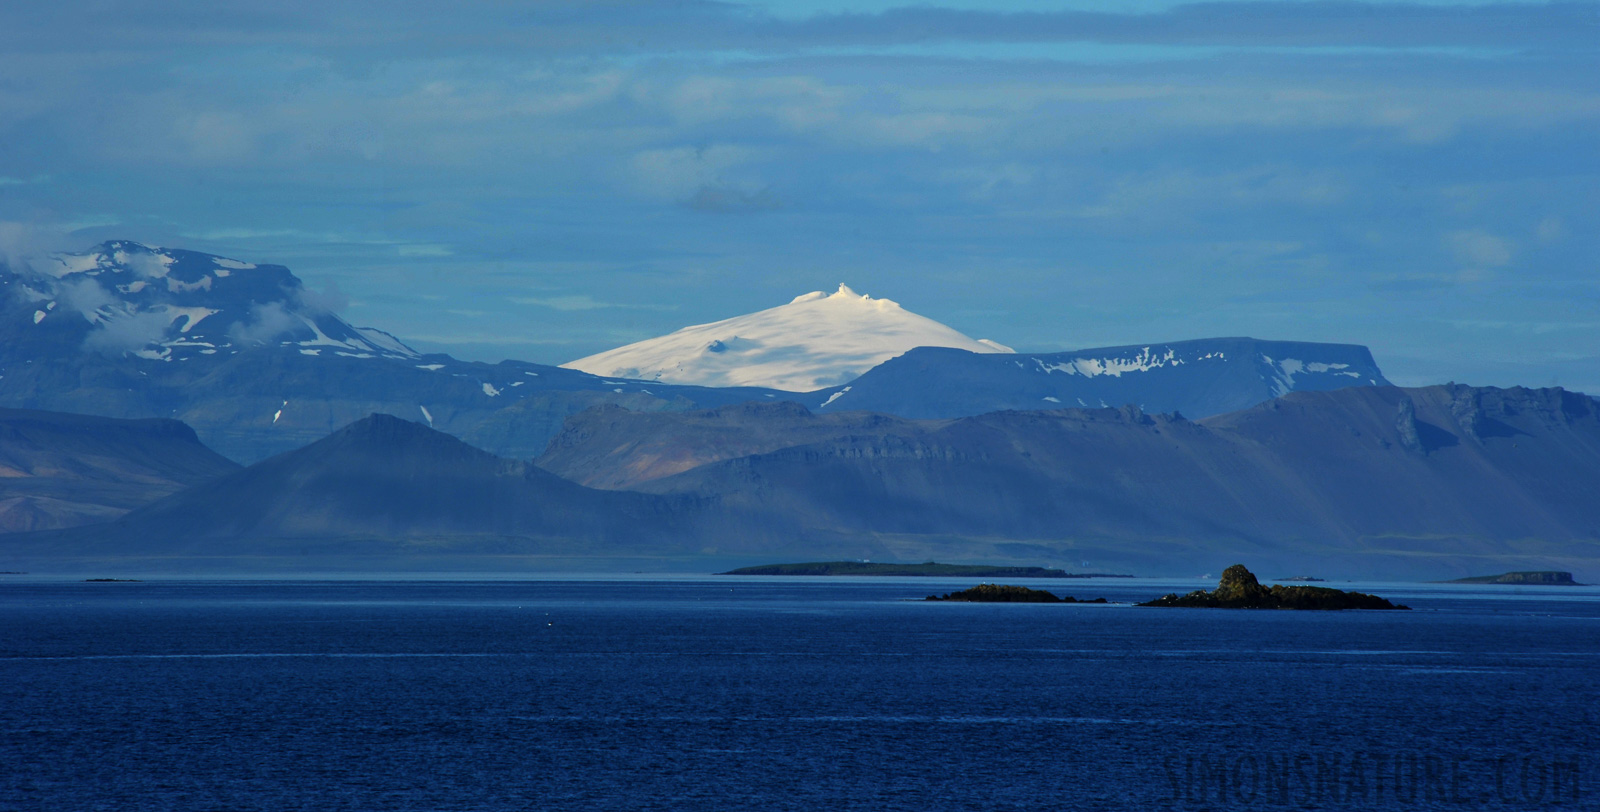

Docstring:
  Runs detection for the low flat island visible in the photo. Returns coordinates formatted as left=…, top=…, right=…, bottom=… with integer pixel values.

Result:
left=924, top=584, right=1108, bottom=603
left=721, top=561, right=1130, bottom=577
left=1445, top=571, right=1583, bottom=586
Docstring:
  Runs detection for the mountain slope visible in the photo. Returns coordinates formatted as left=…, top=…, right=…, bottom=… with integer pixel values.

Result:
left=13, top=386, right=1599, bottom=577
left=562, top=284, right=1011, bottom=391
left=549, top=385, right=1600, bottom=579
left=0, top=408, right=240, bottom=532
left=812, top=337, right=1390, bottom=420
left=536, top=400, right=937, bottom=489
left=24, top=414, right=705, bottom=558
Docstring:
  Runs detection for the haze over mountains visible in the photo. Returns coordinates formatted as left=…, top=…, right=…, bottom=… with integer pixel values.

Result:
left=10, top=384, right=1597, bottom=579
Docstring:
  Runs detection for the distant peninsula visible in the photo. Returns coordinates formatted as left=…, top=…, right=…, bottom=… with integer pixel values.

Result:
left=721, top=561, right=1132, bottom=578
left=1140, top=565, right=1409, bottom=610
left=1445, top=571, right=1583, bottom=586
left=925, top=584, right=1107, bottom=603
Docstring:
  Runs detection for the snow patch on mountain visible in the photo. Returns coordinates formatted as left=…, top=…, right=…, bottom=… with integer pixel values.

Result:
left=562, top=284, right=1012, bottom=391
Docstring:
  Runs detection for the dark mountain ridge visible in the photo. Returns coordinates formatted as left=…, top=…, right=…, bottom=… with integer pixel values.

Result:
left=12, top=383, right=1596, bottom=579
left=0, top=408, right=240, bottom=532
left=551, top=384, right=1600, bottom=579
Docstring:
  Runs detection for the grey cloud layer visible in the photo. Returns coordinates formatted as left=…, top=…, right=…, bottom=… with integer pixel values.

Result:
left=3, top=1, right=1597, bottom=54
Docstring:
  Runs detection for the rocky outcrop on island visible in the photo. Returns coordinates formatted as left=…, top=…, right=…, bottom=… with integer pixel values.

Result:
left=1140, top=565, right=1409, bottom=610
left=1447, top=571, right=1583, bottom=586
left=925, top=584, right=1107, bottom=603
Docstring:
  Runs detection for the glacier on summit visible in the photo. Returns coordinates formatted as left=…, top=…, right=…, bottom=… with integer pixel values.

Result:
left=562, top=284, right=1013, bottom=391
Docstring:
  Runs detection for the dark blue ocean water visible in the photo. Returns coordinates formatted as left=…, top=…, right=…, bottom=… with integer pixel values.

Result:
left=2, top=577, right=1596, bottom=811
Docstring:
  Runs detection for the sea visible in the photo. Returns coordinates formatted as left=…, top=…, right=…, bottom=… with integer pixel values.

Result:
left=2, top=576, right=1596, bottom=811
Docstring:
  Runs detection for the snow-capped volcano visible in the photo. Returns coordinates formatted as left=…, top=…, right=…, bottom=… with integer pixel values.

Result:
left=562, top=284, right=1013, bottom=391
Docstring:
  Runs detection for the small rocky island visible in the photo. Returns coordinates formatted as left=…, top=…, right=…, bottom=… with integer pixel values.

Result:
left=1446, top=571, right=1583, bottom=586
left=1140, top=565, right=1409, bottom=610
left=925, top=584, right=1107, bottom=603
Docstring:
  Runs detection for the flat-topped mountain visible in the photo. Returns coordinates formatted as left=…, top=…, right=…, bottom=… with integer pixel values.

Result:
left=0, top=408, right=240, bottom=532
left=812, top=337, right=1389, bottom=420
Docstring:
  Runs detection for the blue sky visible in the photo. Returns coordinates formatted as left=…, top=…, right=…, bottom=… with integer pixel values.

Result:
left=1, top=0, right=1596, bottom=392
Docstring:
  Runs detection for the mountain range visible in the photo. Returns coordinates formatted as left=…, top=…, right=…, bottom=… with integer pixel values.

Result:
left=2, top=242, right=1394, bottom=462
left=8, top=383, right=1597, bottom=579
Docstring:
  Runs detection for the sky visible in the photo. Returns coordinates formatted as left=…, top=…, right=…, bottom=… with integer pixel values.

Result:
left=0, top=0, right=1596, bottom=392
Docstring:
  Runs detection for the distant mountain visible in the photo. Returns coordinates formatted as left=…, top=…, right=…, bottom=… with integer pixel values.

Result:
left=563, top=284, right=1012, bottom=391
left=0, top=242, right=806, bottom=463
left=3, top=412, right=923, bottom=571
left=0, top=242, right=1398, bottom=466
left=2, top=414, right=707, bottom=565
left=544, top=384, right=1600, bottom=580
left=0, top=408, right=238, bottom=533
left=536, top=400, right=930, bottom=489
left=19, top=383, right=1595, bottom=578
left=810, top=337, right=1391, bottom=420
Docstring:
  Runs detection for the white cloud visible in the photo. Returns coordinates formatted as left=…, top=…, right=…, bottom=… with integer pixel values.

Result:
left=1446, top=230, right=1514, bottom=268
left=626, top=144, right=765, bottom=201
left=83, top=310, right=171, bottom=356
left=510, top=294, right=675, bottom=312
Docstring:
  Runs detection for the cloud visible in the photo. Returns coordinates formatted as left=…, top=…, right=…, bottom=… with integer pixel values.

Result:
left=1537, top=216, right=1565, bottom=244
left=685, top=184, right=782, bottom=212
left=0, top=221, right=77, bottom=276
left=627, top=144, right=766, bottom=202
left=228, top=301, right=301, bottom=345
left=1079, top=167, right=1348, bottom=218
left=510, top=295, right=675, bottom=312
left=7, top=1, right=1594, bottom=56
left=56, top=277, right=116, bottom=318
left=121, top=250, right=172, bottom=279
left=296, top=281, right=348, bottom=314
left=1446, top=229, right=1514, bottom=267
left=82, top=310, right=172, bottom=356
